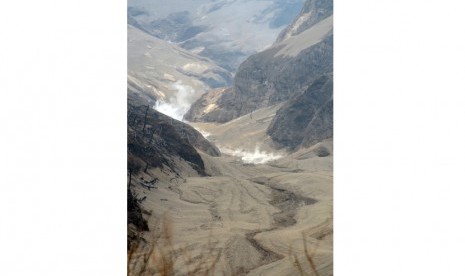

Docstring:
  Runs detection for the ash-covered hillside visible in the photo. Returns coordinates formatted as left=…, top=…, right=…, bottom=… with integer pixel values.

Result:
left=267, top=74, right=333, bottom=150
left=128, top=24, right=232, bottom=120
left=128, top=0, right=305, bottom=71
left=185, top=0, right=333, bottom=150
left=128, top=92, right=220, bottom=177
left=275, top=0, right=333, bottom=43
left=127, top=1, right=333, bottom=273
left=127, top=92, right=220, bottom=248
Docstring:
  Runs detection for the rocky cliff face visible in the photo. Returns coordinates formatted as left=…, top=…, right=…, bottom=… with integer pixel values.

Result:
left=275, top=0, right=333, bottom=43
left=266, top=74, right=333, bottom=150
left=184, top=87, right=237, bottom=123
left=128, top=92, right=220, bottom=178
left=185, top=0, right=333, bottom=127
left=185, top=0, right=333, bottom=150
left=127, top=85, right=221, bottom=251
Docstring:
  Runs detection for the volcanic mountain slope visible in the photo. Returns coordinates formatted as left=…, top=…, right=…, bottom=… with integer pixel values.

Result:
left=128, top=0, right=305, bottom=71
left=127, top=92, right=221, bottom=249
left=185, top=0, right=333, bottom=133
left=128, top=102, right=333, bottom=275
left=128, top=24, right=232, bottom=120
left=275, top=0, right=333, bottom=43
left=128, top=92, right=220, bottom=177
left=128, top=1, right=333, bottom=274
left=267, top=74, right=333, bottom=150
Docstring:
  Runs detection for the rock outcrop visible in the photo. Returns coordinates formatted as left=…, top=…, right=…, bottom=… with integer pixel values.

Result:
left=127, top=91, right=221, bottom=251
left=275, top=0, right=333, bottom=43
left=128, top=92, right=220, bottom=177
left=184, top=87, right=237, bottom=123
left=185, top=0, right=333, bottom=130
left=266, top=74, right=333, bottom=150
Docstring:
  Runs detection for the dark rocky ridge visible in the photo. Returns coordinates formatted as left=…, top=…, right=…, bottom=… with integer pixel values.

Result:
left=266, top=74, right=333, bottom=150
left=127, top=183, right=148, bottom=251
left=184, top=87, right=237, bottom=123
left=127, top=92, right=221, bottom=249
left=128, top=92, right=220, bottom=177
left=185, top=0, right=333, bottom=127
left=275, top=0, right=333, bottom=43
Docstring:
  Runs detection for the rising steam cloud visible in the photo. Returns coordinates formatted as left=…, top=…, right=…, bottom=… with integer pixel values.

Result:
left=219, top=146, right=282, bottom=164
left=154, top=81, right=196, bottom=121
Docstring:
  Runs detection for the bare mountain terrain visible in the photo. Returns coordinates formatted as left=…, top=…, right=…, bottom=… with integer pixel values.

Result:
left=275, top=0, right=333, bottom=43
left=128, top=0, right=305, bottom=71
left=127, top=91, right=221, bottom=250
left=128, top=24, right=232, bottom=120
left=128, top=103, right=333, bottom=275
left=185, top=0, right=333, bottom=135
left=267, top=74, right=333, bottom=150
left=128, top=0, right=333, bottom=274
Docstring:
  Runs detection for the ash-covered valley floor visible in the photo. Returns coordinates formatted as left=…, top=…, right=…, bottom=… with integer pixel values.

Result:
left=129, top=105, right=333, bottom=275
left=127, top=1, right=333, bottom=274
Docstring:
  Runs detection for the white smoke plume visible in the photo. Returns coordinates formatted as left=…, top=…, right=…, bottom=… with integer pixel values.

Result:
left=219, top=146, right=282, bottom=164
left=154, top=81, right=196, bottom=121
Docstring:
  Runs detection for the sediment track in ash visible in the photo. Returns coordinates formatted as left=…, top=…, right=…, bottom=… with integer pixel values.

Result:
left=242, top=175, right=317, bottom=269
left=135, top=109, right=333, bottom=275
